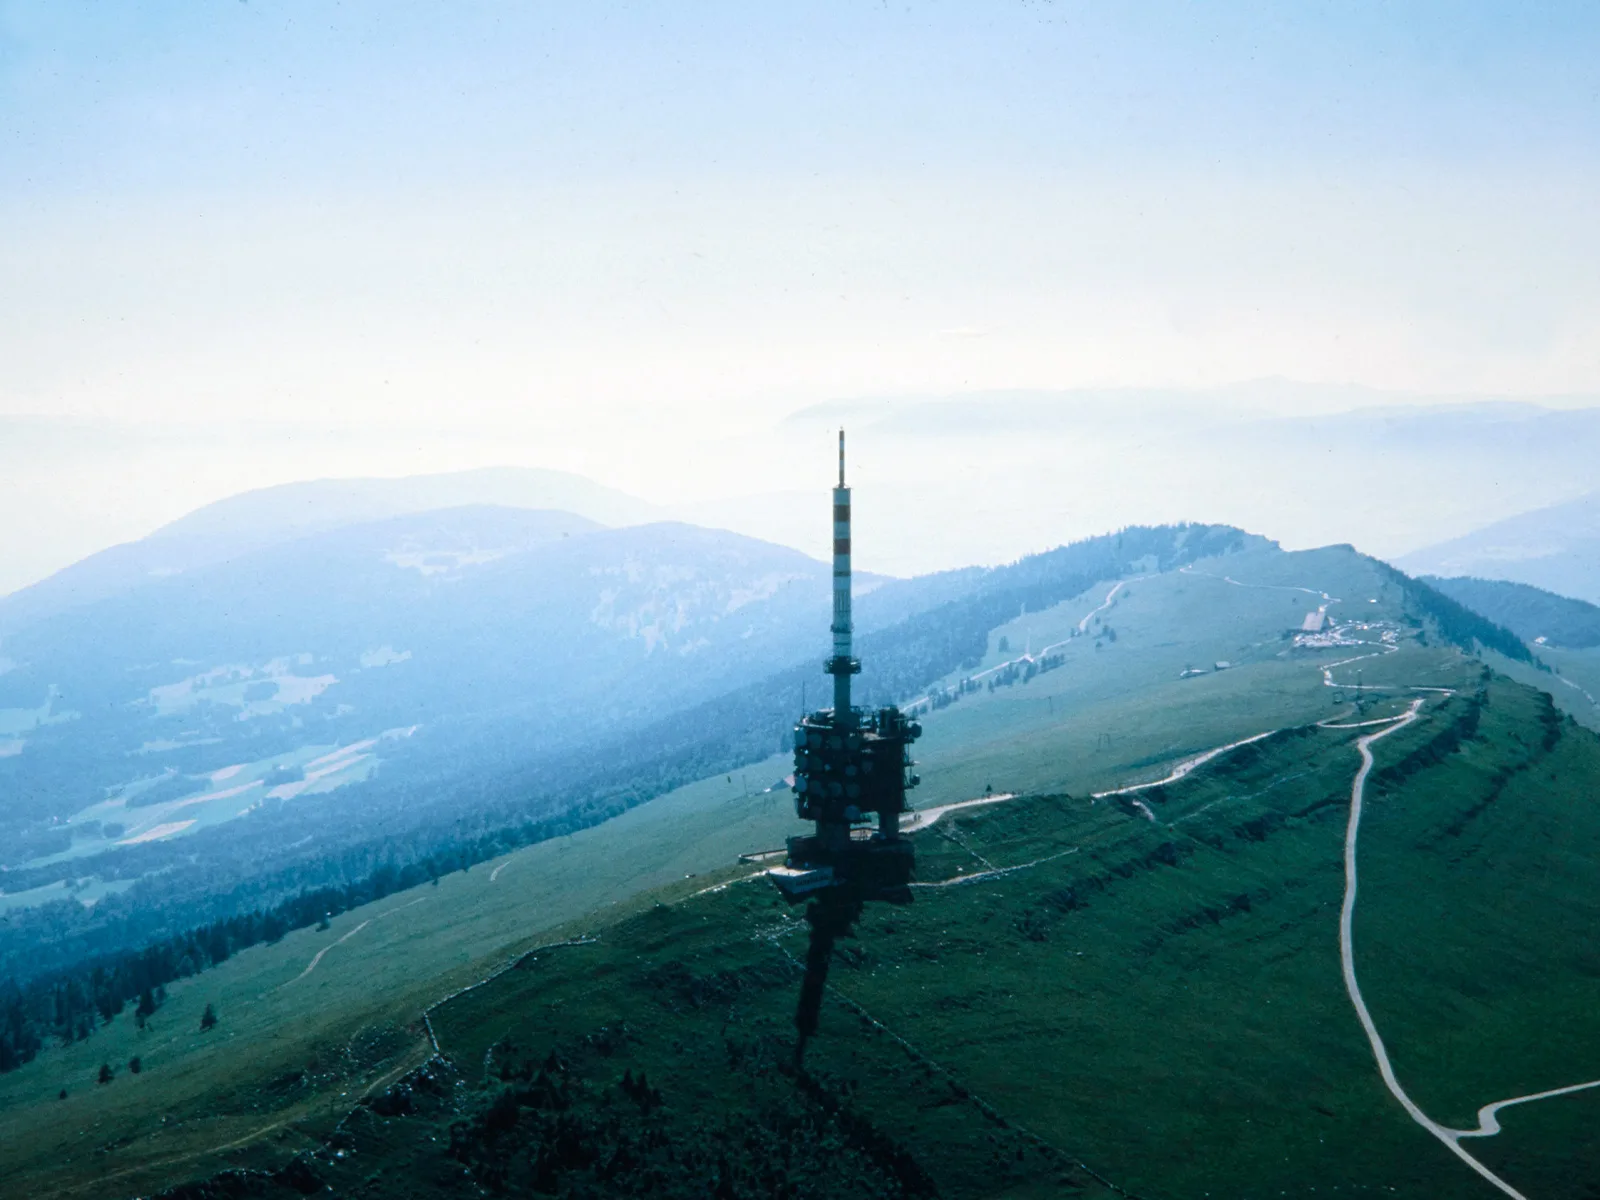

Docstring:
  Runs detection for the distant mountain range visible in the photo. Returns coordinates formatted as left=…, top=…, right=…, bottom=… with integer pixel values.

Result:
left=0, top=482, right=1024, bottom=902
left=0, top=466, right=660, bottom=633
left=1398, top=491, right=1600, bottom=605
left=707, top=388, right=1600, bottom=574
left=0, top=504, right=853, bottom=868
left=2, top=446, right=1558, bottom=914
left=8, top=385, right=1600, bottom=593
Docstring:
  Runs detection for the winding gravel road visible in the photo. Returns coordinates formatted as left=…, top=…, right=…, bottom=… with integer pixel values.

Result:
left=1338, top=693, right=1600, bottom=1199
left=1091, top=730, right=1280, bottom=799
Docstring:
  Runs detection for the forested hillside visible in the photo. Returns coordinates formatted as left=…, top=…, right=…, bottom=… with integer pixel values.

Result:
left=0, top=522, right=1252, bottom=1075
left=1425, top=575, right=1600, bottom=649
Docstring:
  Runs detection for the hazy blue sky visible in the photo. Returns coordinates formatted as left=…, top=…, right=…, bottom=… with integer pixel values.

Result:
left=1, top=3, right=1598, bottom=584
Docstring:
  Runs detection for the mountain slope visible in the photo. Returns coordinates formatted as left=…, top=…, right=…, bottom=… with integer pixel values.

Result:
left=1424, top=575, right=1600, bottom=650
left=0, top=523, right=1251, bottom=996
left=0, top=530, right=1564, bottom=1198
left=412, top=674, right=1600, bottom=1200
left=0, top=508, right=839, bottom=868
left=17, top=658, right=1596, bottom=1199
left=1397, top=491, right=1600, bottom=605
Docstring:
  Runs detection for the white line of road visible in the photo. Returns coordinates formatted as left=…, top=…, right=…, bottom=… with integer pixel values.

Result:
left=910, top=845, right=1080, bottom=889
left=1457, top=1080, right=1600, bottom=1138
left=285, top=921, right=371, bottom=985
left=1076, top=579, right=1133, bottom=633
left=1318, top=714, right=1413, bottom=729
left=281, top=895, right=432, bottom=987
left=1320, top=647, right=1397, bottom=689
left=901, top=793, right=1018, bottom=832
left=1178, top=566, right=1339, bottom=603
left=1338, top=696, right=1600, bottom=1199
left=903, top=721, right=1297, bottom=844
left=1091, top=730, right=1279, bottom=798
left=1554, top=674, right=1600, bottom=709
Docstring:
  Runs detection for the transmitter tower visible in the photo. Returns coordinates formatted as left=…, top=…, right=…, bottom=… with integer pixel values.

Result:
left=771, top=430, right=923, bottom=1059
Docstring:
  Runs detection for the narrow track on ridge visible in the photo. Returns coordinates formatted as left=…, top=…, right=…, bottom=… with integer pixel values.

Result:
left=278, top=895, right=430, bottom=988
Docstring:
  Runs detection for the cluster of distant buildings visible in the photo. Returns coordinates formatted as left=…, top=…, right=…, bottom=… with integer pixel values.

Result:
left=1292, top=609, right=1393, bottom=651
left=1178, top=605, right=1404, bottom=680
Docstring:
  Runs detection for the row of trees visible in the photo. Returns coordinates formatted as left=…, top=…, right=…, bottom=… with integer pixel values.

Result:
left=986, top=652, right=1067, bottom=690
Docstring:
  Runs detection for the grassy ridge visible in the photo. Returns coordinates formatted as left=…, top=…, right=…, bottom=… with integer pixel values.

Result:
left=118, top=665, right=1600, bottom=1198
left=406, top=671, right=1598, bottom=1199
